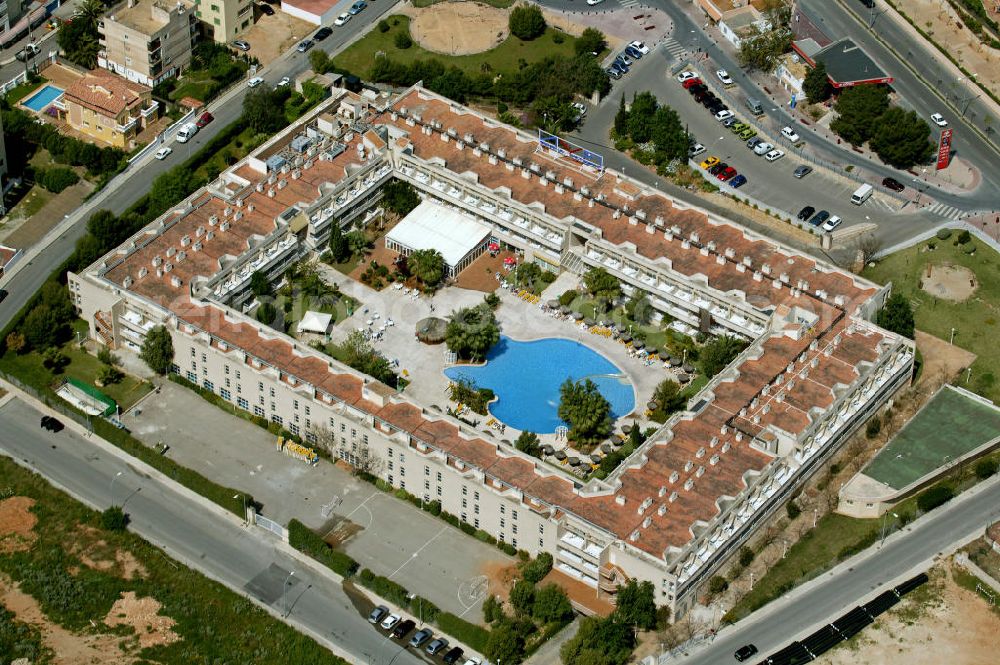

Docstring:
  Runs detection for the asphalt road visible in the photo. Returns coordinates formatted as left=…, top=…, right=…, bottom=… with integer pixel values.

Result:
left=0, top=2, right=400, bottom=330
left=0, top=394, right=430, bottom=665
left=539, top=0, right=995, bottom=212
left=675, top=474, right=1000, bottom=665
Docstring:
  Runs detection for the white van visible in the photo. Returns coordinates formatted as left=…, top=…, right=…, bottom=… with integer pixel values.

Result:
left=851, top=183, right=874, bottom=205
left=176, top=122, right=198, bottom=143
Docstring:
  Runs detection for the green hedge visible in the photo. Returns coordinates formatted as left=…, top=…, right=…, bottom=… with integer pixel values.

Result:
left=288, top=519, right=359, bottom=578
left=357, top=568, right=410, bottom=607
left=437, top=612, right=490, bottom=652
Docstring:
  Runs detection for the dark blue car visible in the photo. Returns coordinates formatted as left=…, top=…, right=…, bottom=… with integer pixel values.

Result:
left=349, top=0, right=367, bottom=14
left=729, top=174, right=747, bottom=188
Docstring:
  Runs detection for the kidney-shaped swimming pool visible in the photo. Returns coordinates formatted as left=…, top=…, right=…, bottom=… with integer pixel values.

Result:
left=444, top=336, right=635, bottom=434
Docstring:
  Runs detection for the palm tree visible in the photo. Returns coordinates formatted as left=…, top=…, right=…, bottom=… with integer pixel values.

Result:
left=75, top=0, right=105, bottom=23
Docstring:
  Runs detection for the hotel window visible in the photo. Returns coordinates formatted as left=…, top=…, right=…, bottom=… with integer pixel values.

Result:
left=424, top=480, right=430, bottom=491
left=500, top=518, right=505, bottom=529
left=236, top=371, right=241, bottom=380
left=190, top=348, right=195, bottom=357
left=190, top=361, right=196, bottom=371
left=462, top=498, right=467, bottom=508
left=270, top=402, right=275, bottom=412
left=363, top=434, right=368, bottom=445
left=253, top=406, right=264, bottom=417
left=474, top=492, right=480, bottom=501
left=539, top=525, right=545, bottom=534
left=462, top=486, right=467, bottom=496
left=271, top=415, right=283, bottom=425
left=270, top=387, right=275, bottom=398
left=201, top=353, right=206, bottom=363
left=387, top=449, right=393, bottom=458
left=424, top=466, right=430, bottom=476
left=388, top=461, right=394, bottom=471
left=474, top=505, right=479, bottom=515
left=258, top=381, right=263, bottom=392
left=461, top=512, right=467, bottom=522
left=225, top=378, right=230, bottom=388
left=238, top=397, right=249, bottom=410
left=513, top=510, right=518, bottom=520
left=436, top=486, right=442, bottom=497
left=289, top=424, right=300, bottom=436
left=400, top=467, right=405, bottom=477
left=539, top=538, right=544, bottom=547
left=259, top=395, right=264, bottom=406
left=436, top=472, right=442, bottom=482
left=294, top=400, right=299, bottom=410
left=512, top=538, right=517, bottom=548
left=500, top=505, right=505, bottom=515
left=512, top=524, right=517, bottom=534
left=220, top=389, right=231, bottom=401
left=225, top=365, right=230, bottom=375
left=305, top=405, right=310, bottom=416
left=186, top=371, right=196, bottom=382
left=294, top=414, right=300, bottom=424
left=203, top=380, right=214, bottom=392
left=388, top=475, right=394, bottom=485
left=474, top=518, right=480, bottom=529
left=330, top=417, right=337, bottom=428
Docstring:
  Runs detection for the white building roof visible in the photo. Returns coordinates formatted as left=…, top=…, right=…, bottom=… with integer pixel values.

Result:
left=386, top=199, right=491, bottom=268
left=297, top=310, right=333, bottom=334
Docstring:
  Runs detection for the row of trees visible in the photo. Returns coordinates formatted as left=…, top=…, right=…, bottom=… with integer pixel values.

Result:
left=560, top=580, right=658, bottom=665
left=612, top=92, right=689, bottom=167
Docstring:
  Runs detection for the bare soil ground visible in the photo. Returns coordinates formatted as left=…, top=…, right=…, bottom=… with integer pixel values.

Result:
left=403, top=2, right=509, bottom=55
left=68, top=526, right=148, bottom=580
left=0, top=496, right=37, bottom=554
left=914, top=330, right=976, bottom=387
left=0, top=576, right=132, bottom=665
left=479, top=559, right=519, bottom=602
left=453, top=250, right=517, bottom=292
left=104, top=591, right=180, bottom=651
left=921, top=263, right=978, bottom=302
left=240, top=12, right=316, bottom=66
left=816, top=563, right=1000, bottom=665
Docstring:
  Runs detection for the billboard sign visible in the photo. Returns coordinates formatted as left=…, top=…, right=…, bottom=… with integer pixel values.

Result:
left=936, top=128, right=953, bottom=170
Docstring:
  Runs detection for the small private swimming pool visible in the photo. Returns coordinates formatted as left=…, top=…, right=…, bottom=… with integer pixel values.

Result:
left=444, top=336, right=635, bottom=434
left=22, top=84, right=64, bottom=113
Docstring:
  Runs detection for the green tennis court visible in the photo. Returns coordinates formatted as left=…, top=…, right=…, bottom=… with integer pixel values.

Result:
left=864, top=386, right=1000, bottom=490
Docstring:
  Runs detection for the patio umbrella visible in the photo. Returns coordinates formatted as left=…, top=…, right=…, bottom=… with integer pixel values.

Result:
left=678, top=373, right=691, bottom=383
left=555, top=450, right=568, bottom=460
left=542, top=445, right=555, bottom=456
left=572, top=311, right=584, bottom=320
left=669, top=356, right=682, bottom=367
left=559, top=305, right=572, bottom=314
left=646, top=347, right=658, bottom=357
left=501, top=439, right=511, bottom=445
left=620, top=334, right=632, bottom=343
left=590, top=453, right=603, bottom=464
left=504, top=256, right=517, bottom=266
left=622, top=424, right=633, bottom=434
left=600, top=320, right=611, bottom=328
left=600, top=443, right=613, bottom=454
left=647, top=401, right=659, bottom=411
left=632, top=339, right=645, bottom=350
left=568, top=456, right=581, bottom=467
left=612, top=437, right=625, bottom=447
left=548, top=299, right=560, bottom=309
left=488, top=242, right=500, bottom=252
left=683, top=363, right=695, bottom=373
left=584, top=318, right=595, bottom=326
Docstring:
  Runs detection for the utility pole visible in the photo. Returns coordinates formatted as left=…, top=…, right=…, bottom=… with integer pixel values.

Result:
left=110, top=471, right=123, bottom=505
left=282, top=571, right=295, bottom=617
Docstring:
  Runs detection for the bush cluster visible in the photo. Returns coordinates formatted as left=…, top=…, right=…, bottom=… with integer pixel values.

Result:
left=288, top=519, right=360, bottom=578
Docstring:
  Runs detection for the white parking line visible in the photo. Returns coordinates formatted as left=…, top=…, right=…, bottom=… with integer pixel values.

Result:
left=322, top=489, right=379, bottom=537
left=386, top=525, right=449, bottom=580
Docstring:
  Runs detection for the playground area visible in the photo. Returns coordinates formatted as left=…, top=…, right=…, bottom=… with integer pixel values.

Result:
left=920, top=263, right=978, bottom=302
left=863, top=385, right=1000, bottom=491
left=404, top=2, right=510, bottom=55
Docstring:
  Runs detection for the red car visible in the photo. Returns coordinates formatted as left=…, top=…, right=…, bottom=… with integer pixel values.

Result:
left=717, top=166, right=737, bottom=182
left=196, top=111, right=214, bottom=128
left=682, top=78, right=703, bottom=89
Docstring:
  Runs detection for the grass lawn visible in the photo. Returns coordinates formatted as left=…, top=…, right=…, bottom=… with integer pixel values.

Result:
left=0, top=341, right=153, bottom=412
left=191, top=126, right=267, bottom=182
left=0, top=455, right=348, bottom=664
left=334, top=15, right=578, bottom=79
left=6, top=185, right=51, bottom=220
left=4, top=77, right=44, bottom=104
left=862, top=234, right=1000, bottom=402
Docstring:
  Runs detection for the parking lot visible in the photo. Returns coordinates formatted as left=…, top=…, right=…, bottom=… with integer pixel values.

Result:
left=126, top=379, right=511, bottom=620
left=585, top=48, right=910, bottom=233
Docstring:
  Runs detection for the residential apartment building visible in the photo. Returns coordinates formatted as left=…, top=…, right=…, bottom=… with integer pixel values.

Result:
left=69, top=85, right=914, bottom=619
left=63, top=72, right=158, bottom=149
left=98, top=0, right=198, bottom=87
left=194, top=0, right=253, bottom=44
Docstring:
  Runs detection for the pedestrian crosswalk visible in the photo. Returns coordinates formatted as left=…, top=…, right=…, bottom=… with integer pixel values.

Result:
left=660, top=37, right=687, bottom=60
left=619, top=0, right=641, bottom=8
left=925, top=201, right=966, bottom=220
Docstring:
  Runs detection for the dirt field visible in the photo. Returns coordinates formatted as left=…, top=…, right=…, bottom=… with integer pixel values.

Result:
left=894, top=0, right=1000, bottom=105
left=404, top=2, right=509, bottom=55
left=479, top=559, right=519, bottom=602
left=69, top=526, right=148, bottom=580
left=0, top=576, right=132, bottom=665
left=915, top=330, right=976, bottom=387
left=921, top=263, right=978, bottom=302
left=815, top=563, right=1000, bottom=665
left=104, top=591, right=180, bottom=650
left=240, top=11, right=315, bottom=66
left=0, top=496, right=37, bottom=554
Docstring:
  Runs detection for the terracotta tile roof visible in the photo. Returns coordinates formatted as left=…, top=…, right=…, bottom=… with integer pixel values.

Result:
left=64, top=73, right=150, bottom=118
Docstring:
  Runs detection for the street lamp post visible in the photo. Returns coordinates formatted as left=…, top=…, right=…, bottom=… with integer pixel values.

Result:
left=950, top=327, right=956, bottom=345
left=109, top=471, right=123, bottom=506
left=282, top=571, right=295, bottom=617
left=879, top=512, right=900, bottom=547
left=233, top=493, right=247, bottom=523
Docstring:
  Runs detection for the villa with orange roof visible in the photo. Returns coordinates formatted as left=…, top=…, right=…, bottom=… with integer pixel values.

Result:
left=68, top=85, right=914, bottom=620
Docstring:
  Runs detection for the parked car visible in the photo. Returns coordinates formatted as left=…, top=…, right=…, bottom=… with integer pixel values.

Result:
left=676, top=70, right=697, bottom=83
left=822, top=215, right=843, bottom=232
left=40, top=416, right=64, bottom=432
left=391, top=619, right=415, bottom=639
left=752, top=141, right=773, bottom=155
left=196, top=111, right=214, bottom=127
left=606, top=67, right=622, bottom=80
left=613, top=55, right=630, bottom=71
left=714, top=109, right=734, bottom=121
left=625, top=44, right=643, bottom=60
left=586, top=0, right=604, bottom=5
left=369, top=606, right=389, bottom=625
left=275, top=76, right=290, bottom=88
left=730, top=121, right=748, bottom=133
left=793, top=165, right=813, bottom=179
left=296, top=39, right=314, bottom=52
left=708, top=103, right=726, bottom=115
left=349, top=0, right=367, bottom=14
left=810, top=210, right=831, bottom=226
left=722, top=116, right=739, bottom=128
left=682, top=78, right=703, bottom=89
left=717, top=166, right=737, bottom=181
left=629, top=40, right=650, bottom=54
left=247, top=76, right=264, bottom=88
left=572, top=101, right=587, bottom=118
left=797, top=205, right=816, bottom=221
left=462, top=658, right=482, bottom=665
left=232, top=39, right=250, bottom=51
left=426, top=637, right=449, bottom=656
left=709, top=162, right=728, bottom=176
left=154, top=147, right=172, bottom=160
left=409, top=628, right=433, bottom=648
left=334, top=12, right=351, bottom=25
left=688, top=143, right=707, bottom=158
left=314, top=26, right=333, bottom=41
left=443, top=646, right=466, bottom=664
left=688, top=83, right=707, bottom=95
left=258, top=3, right=275, bottom=15
left=735, top=644, right=759, bottom=662
left=764, top=149, right=785, bottom=162
left=716, top=69, right=734, bottom=85
left=930, top=112, right=948, bottom=127
left=0, top=289, right=6, bottom=303
left=882, top=176, right=905, bottom=192
left=617, top=52, right=633, bottom=66
left=780, top=125, right=800, bottom=142
left=729, top=174, right=747, bottom=188
left=175, top=122, right=198, bottom=143
left=610, top=63, right=626, bottom=77
left=380, top=613, right=401, bottom=630
left=700, top=156, right=720, bottom=170
left=738, top=127, right=757, bottom=140
left=15, top=42, right=39, bottom=62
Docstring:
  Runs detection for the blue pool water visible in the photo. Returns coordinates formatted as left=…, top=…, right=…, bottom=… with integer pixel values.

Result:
left=444, top=336, right=634, bottom=434
left=23, top=84, right=64, bottom=113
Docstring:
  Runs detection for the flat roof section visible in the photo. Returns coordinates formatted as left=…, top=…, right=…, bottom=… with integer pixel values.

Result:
left=386, top=199, right=491, bottom=270
left=812, top=38, right=892, bottom=86
left=863, top=385, right=1000, bottom=490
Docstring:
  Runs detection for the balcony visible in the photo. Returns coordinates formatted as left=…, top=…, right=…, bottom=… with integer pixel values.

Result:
left=141, top=100, right=159, bottom=118
left=116, top=116, right=138, bottom=134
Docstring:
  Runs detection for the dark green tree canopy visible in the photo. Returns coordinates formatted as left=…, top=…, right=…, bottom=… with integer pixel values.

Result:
left=803, top=60, right=832, bottom=103
left=876, top=293, right=915, bottom=339
left=446, top=303, right=501, bottom=361
left=575, top=28, right=607, bottom=56
left=831, top=84, right=890, bottom=146
left=141, top=325, right=175, bottom=375
left=509, top=4, right=546, bottom=41
left=699, top=335, right=749, bottom=378
left=558, top=378, right=612, bottom=445
left=409, top=248, right=446, bottom=288
left=870, top=107, right=934, bottom=169
left=583, top=266, right=621, bottom=302
left=515, top=431, right=541, bottom=457
left=382, top=179, right=421, bottom=216
left=242, top=87, right=291, bottom=134
left=612, top=580, right=657, bottom=630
